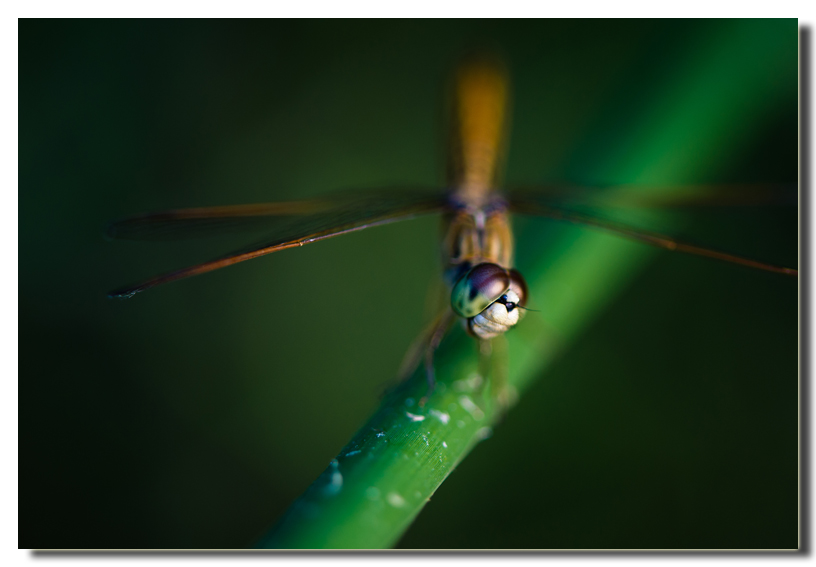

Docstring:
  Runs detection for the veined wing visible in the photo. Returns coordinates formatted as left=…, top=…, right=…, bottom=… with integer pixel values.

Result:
left=107, top=188, right=447, bottom=241
left=505, top=183, right=797, bottom=209
left=106, top=200, right=338, bottom=241
left=108, top=188, right=448, bottom=298
left=508, top=190, right=797, bottom=277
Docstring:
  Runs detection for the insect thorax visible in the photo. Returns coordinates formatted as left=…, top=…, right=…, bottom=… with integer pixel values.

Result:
left=442, top=203, right=514, bottom=286
left=441, top=199, right=526, bottom=340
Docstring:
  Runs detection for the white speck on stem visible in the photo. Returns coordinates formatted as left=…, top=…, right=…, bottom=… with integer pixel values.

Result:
left=387, top=492, right=406, bottom=508
left=344, top=450, right=361, bottom=457
left=323, top=459, right=343, bottom=496
left=405, top=411, right=425, bottom=422
left=429, top=409, right=450, bottom=425
left=475, top=426, right=493, bottom=441
left=454, top=373, right=483, bottom=392
left=442, top=441, right=448, bottom=448
left=504, top=385, right=519, bottom=406
left=468, top=373, right=484, bottom=389
left=458, top=395, right=485, bottom=421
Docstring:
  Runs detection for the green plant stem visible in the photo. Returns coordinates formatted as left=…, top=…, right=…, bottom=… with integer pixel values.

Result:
left=256, top=20, right=795, bottom=549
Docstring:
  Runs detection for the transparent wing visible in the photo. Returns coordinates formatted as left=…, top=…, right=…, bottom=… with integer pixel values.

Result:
left=508, top=189, right=797, bottom=277
left=107, top=188, right=448, bottom=241
left=108, top=188, right=448, bottom=298
left=505, top=183, right=797, bottom=209
left=106, top=201, right=338, bottom=241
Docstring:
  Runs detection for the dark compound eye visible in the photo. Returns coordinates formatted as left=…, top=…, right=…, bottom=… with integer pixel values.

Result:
left=450, top=263, right=510, bottom=318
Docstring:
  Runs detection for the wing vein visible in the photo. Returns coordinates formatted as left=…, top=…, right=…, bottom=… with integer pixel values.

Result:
left=510, top=199, right=797, bottom=277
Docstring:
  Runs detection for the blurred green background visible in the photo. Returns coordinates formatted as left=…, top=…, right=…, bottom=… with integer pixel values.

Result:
left=19, top=19, right=798, bottom=549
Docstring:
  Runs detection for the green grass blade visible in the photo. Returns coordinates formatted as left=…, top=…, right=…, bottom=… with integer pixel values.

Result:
left=257, top=20, right=796, bottom=549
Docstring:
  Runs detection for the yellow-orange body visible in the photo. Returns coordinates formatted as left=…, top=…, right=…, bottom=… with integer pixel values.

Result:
left=441, top=58, right=526, bottom=341
left=442, top=58, right=514, bottom=279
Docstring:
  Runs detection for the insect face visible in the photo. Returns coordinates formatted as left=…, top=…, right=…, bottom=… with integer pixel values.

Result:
left=451, top=262, right=528, bottom=339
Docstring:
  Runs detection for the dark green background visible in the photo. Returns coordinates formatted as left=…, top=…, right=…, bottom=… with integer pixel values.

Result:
left=19, top=19, right=798, bottom=549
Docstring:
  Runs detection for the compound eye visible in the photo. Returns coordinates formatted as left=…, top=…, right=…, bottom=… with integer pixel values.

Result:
left=451, top=263, right=510, bottom=318
left=507, top=269, right=528, bottom=308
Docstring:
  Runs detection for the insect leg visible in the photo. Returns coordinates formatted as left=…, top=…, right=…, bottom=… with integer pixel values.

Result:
left=386, top=308, right=455, bottom=400
left=472, top=339, right=492, bottom=406
left=489, top=334, right=513, bottom=416
left=472, top=335, right=512, bottom=416
left=418, top=308, right=456, bottom=407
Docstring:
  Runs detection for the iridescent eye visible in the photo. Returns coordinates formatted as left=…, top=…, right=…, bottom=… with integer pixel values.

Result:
left=450, top=263, right=510, bottom=318
left=507, top=269, right=528, bottom=309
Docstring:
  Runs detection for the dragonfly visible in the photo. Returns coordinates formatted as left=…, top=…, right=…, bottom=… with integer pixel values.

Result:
left=107, top=57, right=797, bottom=403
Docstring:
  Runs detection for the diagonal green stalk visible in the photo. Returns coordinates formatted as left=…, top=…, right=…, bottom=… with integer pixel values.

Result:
left=256, top=21, right=795, bottom=549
